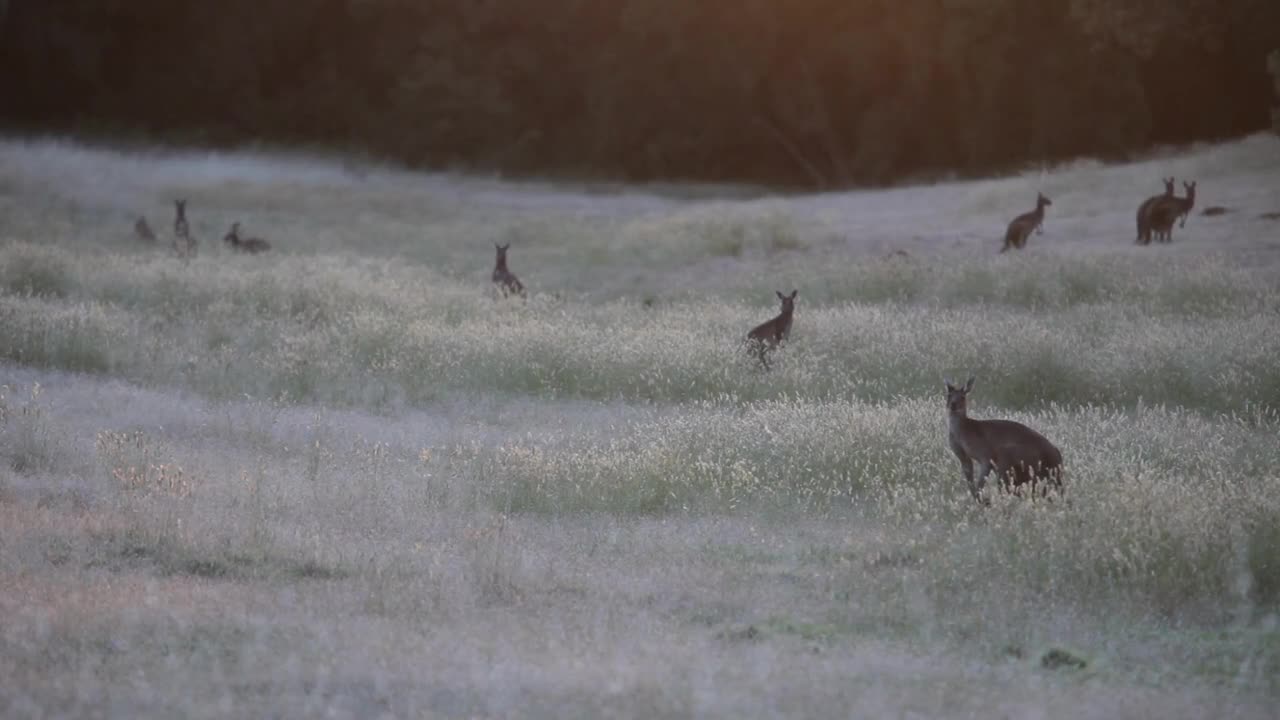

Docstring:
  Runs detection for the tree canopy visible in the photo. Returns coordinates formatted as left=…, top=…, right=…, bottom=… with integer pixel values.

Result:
left=2, top=0, right=1276, bottom=186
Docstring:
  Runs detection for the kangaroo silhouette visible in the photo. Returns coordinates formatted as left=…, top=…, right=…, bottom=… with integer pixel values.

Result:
left=171, top=199, right=197, bottom=259
left=492, top=243, right=525, bottom=297
left=1000, top=193, right=1051, bottom=253
left=1148, top=181, right=1196, bottom=243
left=173, top=199, right=189, bottom=238
left=745, top=290, right=797, bottom=370
left=223, top=222, right=272, bottom=254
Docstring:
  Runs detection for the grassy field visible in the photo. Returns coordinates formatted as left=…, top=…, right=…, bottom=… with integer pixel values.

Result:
left=2, top=134, right=1280, bottom=718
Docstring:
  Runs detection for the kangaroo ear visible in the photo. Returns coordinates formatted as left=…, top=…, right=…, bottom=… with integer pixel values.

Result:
left=964, top=376, right=975, bottom=392
left=943, top=377, right=955, bottom=391
left=776, top=291, right=785, bottom=300
left=790, top=290, right=798, bottom=299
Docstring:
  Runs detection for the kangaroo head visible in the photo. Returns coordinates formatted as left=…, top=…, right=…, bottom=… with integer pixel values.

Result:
left=495, top=242, right=511, bottom=262
left=944, top=376, right=976, bottom=416
left=174, top=199, right=187, bottom=217
left=1183, top=181, right=1196, bottom=201
left=1037, top=193, right=1052, bottom=209
left=775, top=289, right=798, bottom=313
left=1162, top=177, right=1175, bottom=195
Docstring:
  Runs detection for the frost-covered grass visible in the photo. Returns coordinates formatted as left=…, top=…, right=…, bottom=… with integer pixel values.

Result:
left=2, top=244, right=1277, bottom=413
left=2, top=135, right=1279, bottom=717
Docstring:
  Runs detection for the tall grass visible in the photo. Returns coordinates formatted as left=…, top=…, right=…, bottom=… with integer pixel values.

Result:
left=467, top=397, right=1280, bottom=608
left=1, top=241, right=1277, bottom=412
left=2, top=135, right=1279, bottom=714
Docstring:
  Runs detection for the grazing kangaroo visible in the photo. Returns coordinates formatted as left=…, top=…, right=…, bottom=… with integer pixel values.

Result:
left=1136, top=177, right=1175, bottom=245
left=745, top=290, right=797, bottom=370
left=134, top=216, right=157, bottom=242
left=491, top=243, right=525, bottom=297
left=1148, top=181, right=1196, bottom=243
left=223, top=222, right=272, bottom=254
left=945, top=376, right=1063, bottom=504
left=1000, top=193, right=1051, bottom=253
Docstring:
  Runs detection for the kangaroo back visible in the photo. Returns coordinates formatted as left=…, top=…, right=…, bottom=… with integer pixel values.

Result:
left=981, top=419, right=1063, bottom=490
left=1000, top=223, right=1023, bottom=254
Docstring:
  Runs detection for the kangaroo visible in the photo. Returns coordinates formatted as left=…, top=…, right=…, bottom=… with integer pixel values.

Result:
left=173, top=199, right=190, bottom=238
left=745, top=290, right=797, bottom=370
left=945, top=376, right=1063, bottom=504
left=171, top=199, right=197, bottom=259
left=492, top=243, right=525, bottom=297
left=1149, top=181, right=1196, bottom=244
left=1000, top=193, right=1051, bottom=253
left=134, top=216, right=157, bottom=242
left=223, top=222, right=272, bottom=254
left=1136, top=177, right=1175, bottom=245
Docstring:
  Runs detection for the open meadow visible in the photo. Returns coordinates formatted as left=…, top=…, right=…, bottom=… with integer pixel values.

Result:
left=2, top=135, right=1280, bottom=718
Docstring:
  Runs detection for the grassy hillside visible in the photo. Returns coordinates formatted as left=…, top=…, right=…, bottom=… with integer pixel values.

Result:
left=2, top=135, right=1279, bottom=718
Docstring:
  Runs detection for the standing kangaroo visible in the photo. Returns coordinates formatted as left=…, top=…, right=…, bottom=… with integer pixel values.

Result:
left=1136, top=177, right=1175, bottom=245
left=223, top=222, right=272, bottom=254
left=173, top=199, right=190, bottom=238
left=171, top=199, right=197, bottom=258
left=1148, top=181, right=1196, bottom=244
left=745, top=290, right=797, bottom=370
left=1000, top=193, right=1052, bottom=253
left=945, top=376, right=1063, bottom=504
left=492, top=243, right=525, bottom=297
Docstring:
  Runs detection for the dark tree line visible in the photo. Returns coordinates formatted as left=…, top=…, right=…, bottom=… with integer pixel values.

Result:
left=2, top=0, right=1278, bottom=187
